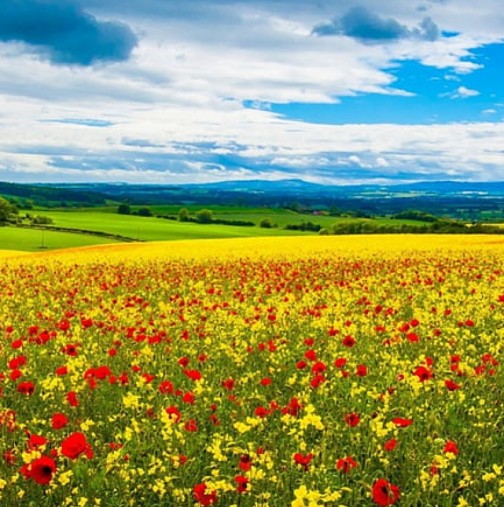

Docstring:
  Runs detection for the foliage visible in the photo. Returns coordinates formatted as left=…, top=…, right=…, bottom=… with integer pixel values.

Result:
left=0, top=196, right=19, bottom=223
left=26, top=215, right=54, bottom=225
left=195, top=209, right=214, bottom=224
left=391, top=210, right=439, bottom=222
left=117, top=204, right=131, bottom=215
left=178, top=208, right=190, bottom=222
left=285, top=221, right=322, bottom=232
left=136, top=207, right=153, bottom=217
left=259, top=218, right=275, bottom=228
left=0, top=182, right=106, bottom=207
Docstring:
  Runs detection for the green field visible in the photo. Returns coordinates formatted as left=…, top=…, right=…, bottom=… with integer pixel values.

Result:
left=1, top=206, right=449, bottom=252
left=0, top=227, right=121, bottom=252
left=1, top=210, right=309, bottom=252
left=40, top=210, right=311, bottom=240
left=133, top=205, right=425, bottom=228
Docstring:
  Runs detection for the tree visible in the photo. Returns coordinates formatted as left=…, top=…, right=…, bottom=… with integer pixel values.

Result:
left=117, top=203, right=131, bottom=215
left=0, top=196, right=18, bottom=223
left=259, top=217, right=274, bottom=228
left=137, top=207, right=153, bottom=217
left=195, top=209, right=213, bottom=224
left=178, top=208, right=190, bottom=222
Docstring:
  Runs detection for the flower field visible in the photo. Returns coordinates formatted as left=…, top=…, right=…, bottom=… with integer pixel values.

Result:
left=0, top=236, right=503, bottom=506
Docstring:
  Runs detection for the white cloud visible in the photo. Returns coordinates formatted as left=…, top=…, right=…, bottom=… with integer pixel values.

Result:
left=0, top=0, right=503, bottom=183
left=451, top=86, right=480, bottom=98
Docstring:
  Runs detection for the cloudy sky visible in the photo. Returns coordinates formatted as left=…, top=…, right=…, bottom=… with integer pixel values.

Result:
left=0, top=0, right=503, bottom=184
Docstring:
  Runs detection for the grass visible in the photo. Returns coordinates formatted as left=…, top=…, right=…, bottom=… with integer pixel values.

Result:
left=7, top=205, right=478, bottom=252
left=0, top=227, right=121, bottom=252
left=36, top=211, right=309, bottom=242
left=129, top=205, right=426, bottom=228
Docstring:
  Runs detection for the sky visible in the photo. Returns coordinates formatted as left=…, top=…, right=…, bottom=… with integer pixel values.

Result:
left=0, top=0, right=503, bottom=185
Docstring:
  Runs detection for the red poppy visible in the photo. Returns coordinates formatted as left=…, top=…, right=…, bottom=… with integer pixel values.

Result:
left=27, top=434, right=47, bottom=450
left=11, top=339, right=23, bottom=349
left=445, top=379, right=461, bottom=391
left=342, top=335, right=356, bottom=347
left=61, top=344, right=78, bottom=356
left=81, top=318, right=93, bottom=329
left=255, top=406, right=271, bottom=418
left=413, top=366, right=433, bottom=382
left=293, top=452, right=313, bottom=471
left=310, top=374, right=325, bottom=388
left=482, top=353, right=499, bottom=366
left=61, top=432, right=92, bottom=460
left=384, top=438, right=398, bottom=452
left=234, top=475, right=249, bottom=493
left=8, top=355, right=27, bottom=369
left=17, top=381, right=35, bottom=395
left=55, top=366, right=68, bottom=376
left=182, top=392, right=196, bottom=404
left=26, top=455, right=57, bottom=485
left=184, top=419, right=198, bottom=432
left=443, top=440, right=459, bottom=455
left=281, top=397, right=302, bottom=417
left=4, top=449, right=16, bottom=465
left=193, top=482, right=218, bottom=506
left=178, top=356, right=190, bottom=367
left=304, top=349, right=317, bottom=361
left=159, top=380, right=174, bottom=394
left=392, top=417, right=413, bottom=427
left=221, top=378, right=235, bottom=390
left=372, top=478, right=400, bottom=505
left=165, top=406, right=182, bottom=422
left=184, top=369, right=202, bottom=381
left=239, top=454, right=252, bottom=471
left=334, top=357, right=347, bottom=368
left=311, top=361, right=327, bottom=374
left=336, top=456, right=358, bottom=473
left=345, top=412, right=360, bottom=427
left=66, top=391, right=79, bottom=407
left=51, top=413, right=68, bottom=430
left=356, top=364, right=368, bottom=377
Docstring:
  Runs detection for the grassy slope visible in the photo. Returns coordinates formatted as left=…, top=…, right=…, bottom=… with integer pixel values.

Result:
left=0, top=227, right=121, bottom=252
left=4, top=207, right=444, bottom=252
left=135, top=205, right=427, bottom=227
left=39, top=210, right=308, bottom=242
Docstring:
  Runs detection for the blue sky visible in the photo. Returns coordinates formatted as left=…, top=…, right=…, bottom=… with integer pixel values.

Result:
left=0, top=0, right=503, bottom=184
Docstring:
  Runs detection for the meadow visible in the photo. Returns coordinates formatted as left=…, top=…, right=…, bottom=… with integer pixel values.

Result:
left=0, top=235, right=502, bottom=506
left=3, top=205, right=497, bottom=253
left=0, top=227, right=121, bottom=252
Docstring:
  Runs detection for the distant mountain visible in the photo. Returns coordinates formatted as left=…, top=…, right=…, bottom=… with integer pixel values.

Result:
left=181, top=178, right=328, bottom=192
left=0, top=181, right=107, bottom=205
left=179, top=179, right=504, bottom=196
left=389, top=180, right=504, bottom=195
left=1, top=180, right=503, bottom=220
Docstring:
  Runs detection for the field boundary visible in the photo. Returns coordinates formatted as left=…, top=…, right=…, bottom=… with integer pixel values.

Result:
left=11, top=223, right=141, bottom=243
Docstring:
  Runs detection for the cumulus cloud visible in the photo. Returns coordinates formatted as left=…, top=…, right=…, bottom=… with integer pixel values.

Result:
left=312, top=6, right=440, bottom=43
left=446, top=86, right=480, bottom=98
left=0, top=0, right=137, bottom=65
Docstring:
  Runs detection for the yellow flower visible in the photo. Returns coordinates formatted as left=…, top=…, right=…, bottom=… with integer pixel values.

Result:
left=482, top=472, right=496, bottom=482
left=58, top=470, right=73, bottom=486
left=122, top=393, right=140, bottom=409
left=456, top=497, right=470, bottom=507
